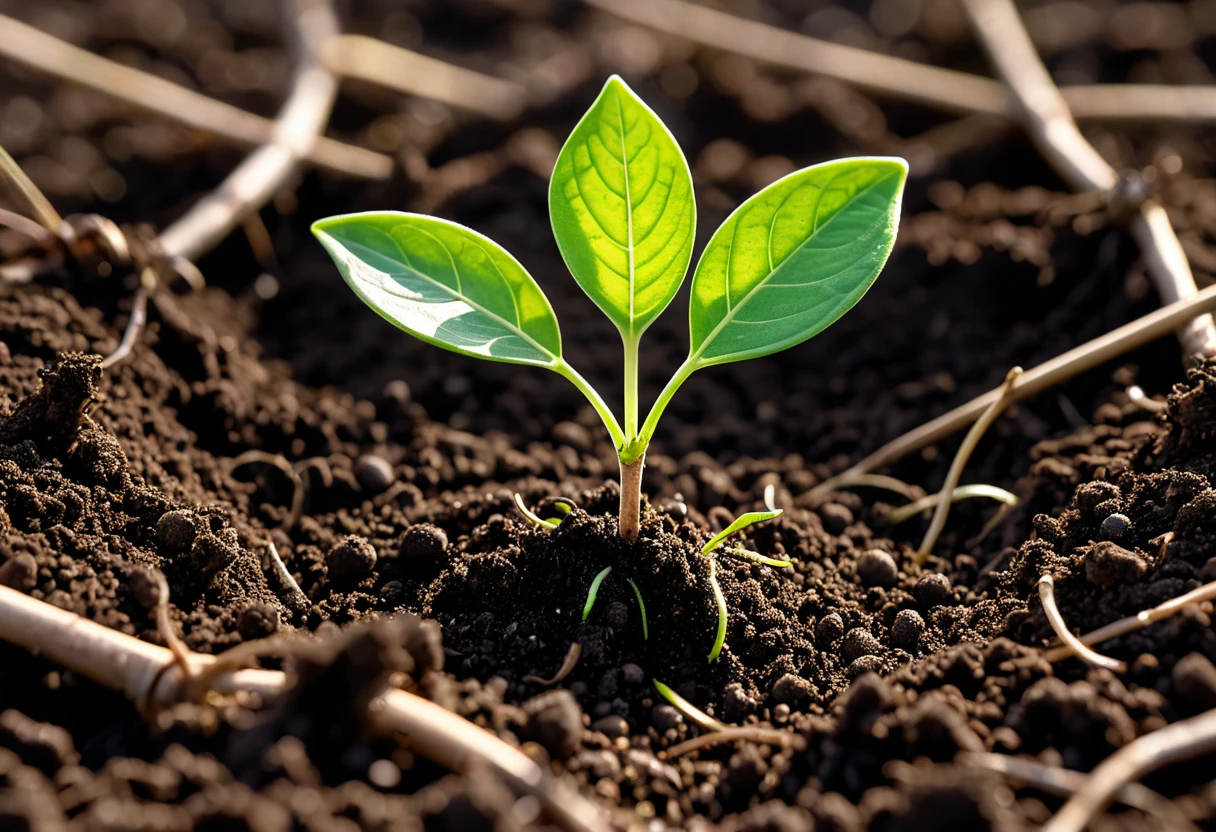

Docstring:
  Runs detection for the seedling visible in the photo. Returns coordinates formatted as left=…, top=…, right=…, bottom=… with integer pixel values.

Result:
left=312, top=75, right=906, bottom=542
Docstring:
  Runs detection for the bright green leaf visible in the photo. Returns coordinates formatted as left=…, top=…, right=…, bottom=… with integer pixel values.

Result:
left=688, top=157, right=907, bottom=367
left=550, top=75, right=695, bottom=338
left=312, top=212, right=563, bottom=367
left=700, top=508, right=783, bottom=554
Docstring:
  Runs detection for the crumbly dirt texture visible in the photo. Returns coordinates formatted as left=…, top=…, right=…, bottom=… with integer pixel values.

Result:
left=5, top=1, right=1216, bottom=830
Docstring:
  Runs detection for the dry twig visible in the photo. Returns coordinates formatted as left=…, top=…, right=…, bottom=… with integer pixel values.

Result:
left=0, top=583, right=605, bottom=832
left=961, top=0, right=1216, bottom=360
left=958, top=752, right=1199, bottom=832
left=322, top=35, right=527, bottom=120
left=807, top=283, right=1216, bottom=500
left=0, top=144, right=63, bottom=235
left=1044, top=707, right=1216, bottom=832
left=0, top=14, right=390, bottom=180
left=157, top=0, right=341, bottom=262
left=1044, top=578, right=1216, bottom=663
left=585, top=0, right=1216, bottom=125
left=522, top=641, right=582, bottom=685
left=1039, top=574, right=1127, bottom=674
left=916, top=368, right=1021, bottom=562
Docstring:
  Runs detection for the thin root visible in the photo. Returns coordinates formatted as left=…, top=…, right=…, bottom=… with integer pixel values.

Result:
left=1127, top=385, right=1167, bottom=413
left=1045, top=577, right=1216, bottom=663
left=916, top=367, right=1022, bottom=563
left=664, top=726, right=803, bottom=758
left=229, top=451, right=305, bottom=530
left=522, top=642, right=582, bottom=686
left=266, top=541, right=309, bottom=613
left=959, top=751, right=1200, bottom=832
left=1044, top=707, right=1216, bottom=832
left=1038, top=574, right=1127, bottom=673
left=887, top=484, right=1018, bottom=525
left=811, top=473, right=925, bottom=503
left=100, top=281, right=151, bottom=369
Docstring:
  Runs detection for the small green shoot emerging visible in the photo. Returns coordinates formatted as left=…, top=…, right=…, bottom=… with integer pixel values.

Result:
left=514, top=493, right=559, bottom=529
left=582, top=565, right=613, bottom=621
left=626, top=578, right=649, bottom=640
left=707, top=559, right=728, bottom=663
left=312, top=76, right=906, bottom=542
left=653, top=679, right=726, bottom=732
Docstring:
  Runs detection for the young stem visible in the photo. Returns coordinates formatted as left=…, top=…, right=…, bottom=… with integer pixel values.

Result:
left=618, top=454, right=645, bottom=541
left=553, top=360, right=626, bottom=451
left=631, top=356, right=697, bottom=459
left=623, top=333, right=640, bottom=440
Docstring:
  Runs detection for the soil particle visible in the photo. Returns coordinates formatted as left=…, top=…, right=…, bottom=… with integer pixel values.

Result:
left=1172, top=653, right=1216, bottom=712
left=891, top=609, right=926, bottom=651
left=1099, top=512, right=1132, bottom=540
left=841, top=629, right=883, bottom=665
left=353, top=454, right=395, bottom=493
left=155, top=509, right=199, bottom=555
left=0, top=553, right=36, bottom=590
left=1083, top=541, right=1148, bottom=587
left=818, top=503, right=853, bottom=536
left=856, top=549, right=898, bottom=588
left=326, top=535, right=378, bottom=584
left=913, top=573, right=953, bottom=608
left=521, top=689, right=583, bottom=760
left=398, top=524, right=449, bottom=569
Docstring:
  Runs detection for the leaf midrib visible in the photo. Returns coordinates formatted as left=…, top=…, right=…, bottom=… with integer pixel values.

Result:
left=690, top=168, right=896, bottom=365
left=616, top=91, right=636, bottom=338
left=338, top=229, right=561, bottom=365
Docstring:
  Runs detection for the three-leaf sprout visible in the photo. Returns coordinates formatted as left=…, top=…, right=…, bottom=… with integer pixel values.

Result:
left=312, top=75, right=907, bottom=542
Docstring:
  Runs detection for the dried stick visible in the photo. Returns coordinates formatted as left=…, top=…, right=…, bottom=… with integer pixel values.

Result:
left=665, top=727, right=802, bottom=758
left=1044, top=707, right=1216, bottom=832
left=157, top=0, right=342, bottom=263
left=961, top=0, right=1216, bottom=360
left=322, top=35, right=527, bottom=121
left=886, top=484, right=1017, bottom=525
left=584, top=0, right=1216, bottom=125
left=958, top=751, right=1200, bottom=832
left=1044, top=578, right=1216, bottom=663
left=917, top=368, right=1021, bottom=561
left=1039, top=574, right=1127, bottom=673
left=0, top=144, right=63, bottom=235
left=0, top=14, right=389, bottom=180
left=807, top=283, right=1216, bottom=500
left=0, top=584, right=605, bottom=832
left=229, top=450, right=306, bottom=530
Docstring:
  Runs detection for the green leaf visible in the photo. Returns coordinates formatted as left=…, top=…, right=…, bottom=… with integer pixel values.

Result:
left=700, top=508, right=783, bottom=554
left=550, top=75, right=695, bottom=338
left=312, top=212, right=563, bottom=367
left=688, top=157, right=907, bottom=367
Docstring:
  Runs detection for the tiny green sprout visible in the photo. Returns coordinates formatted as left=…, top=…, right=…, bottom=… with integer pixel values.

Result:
left=582, top=565, right=613, bottom=621
left=653, top=679, right=726, bottom=731
left=513, top=493, right=574, bottom=530
left=312, top=76, right=906, bottom=543
left=626, top=578, right=649, bottom=640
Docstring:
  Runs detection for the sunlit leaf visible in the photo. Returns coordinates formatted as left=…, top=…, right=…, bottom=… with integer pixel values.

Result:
left=312, top=212, right=563, bottom=367
left=688, top=157, right=907, bottom=367
left=550, top=75, right=695, bottom=338
left=701, top=508, right=783, bottom=554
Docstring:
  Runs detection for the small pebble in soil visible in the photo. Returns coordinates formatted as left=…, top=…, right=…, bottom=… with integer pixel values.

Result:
left=0, top=553, right=37, bottom=590
left=1075, top=481, right=1121, bottom=513
left=379, top=580, right=403, bottom=603
left=1173, top=653, right=1216, bottom=710
left=771, top=673, right=814, bottom=708
left=237, top=602, right=280, bottom=639
left=914, top=572, right=952, bottom=607
left=155, top=509, right=197, bottom=554
left=326, top=535, right=377, bottom=583
left=591, top=715, right=629, bottom=738
left=398, top=523, right=448, bottom=567
left=819, top=503, right=853, bottom=535
left=891, top=609, right=926, bottom=650
left=367, top=759, right=401, bottom=789
left=847, top=655, right=885, bottom=678
left=127, top=568, right=161, bottom=609
left=857, top=549, right=898, bottom=587
left=522, top=690, right=583, bottom=759
left=1085, top=541, right=1148, bottom=587
left=353, top=454, right=395, bottom=493
left=622, top=663, right=645, bottom=684
left=652, top=704, right=683, bottom=732
left=721, top=683, right=756, bottom=722
left=772, top=703, right=790, bottom=724
left=842, top=628, right=882, bottom=663
left=1100, top=512, right=1132, bottom=540
left=816, top=612, right=845, bottom=646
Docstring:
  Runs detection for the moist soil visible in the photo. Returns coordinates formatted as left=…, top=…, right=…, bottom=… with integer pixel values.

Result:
left=4, top=1, right=1216, bottom=830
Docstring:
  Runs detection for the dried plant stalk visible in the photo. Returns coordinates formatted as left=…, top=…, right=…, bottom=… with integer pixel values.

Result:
left=0, top=584, right=604, bottom=832
left=586, top=0, right=1216, bottom=125
left=1044, top=707, right=1216, bottom=832
left=961, top=0, right=1216, bottom=359
left=0, top=14, right=389, bottom=180
left=807, top=283, right=1216, bottom=499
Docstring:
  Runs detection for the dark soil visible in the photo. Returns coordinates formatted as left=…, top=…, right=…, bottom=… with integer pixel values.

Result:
left=5, top=0, right=1216, bottom=830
